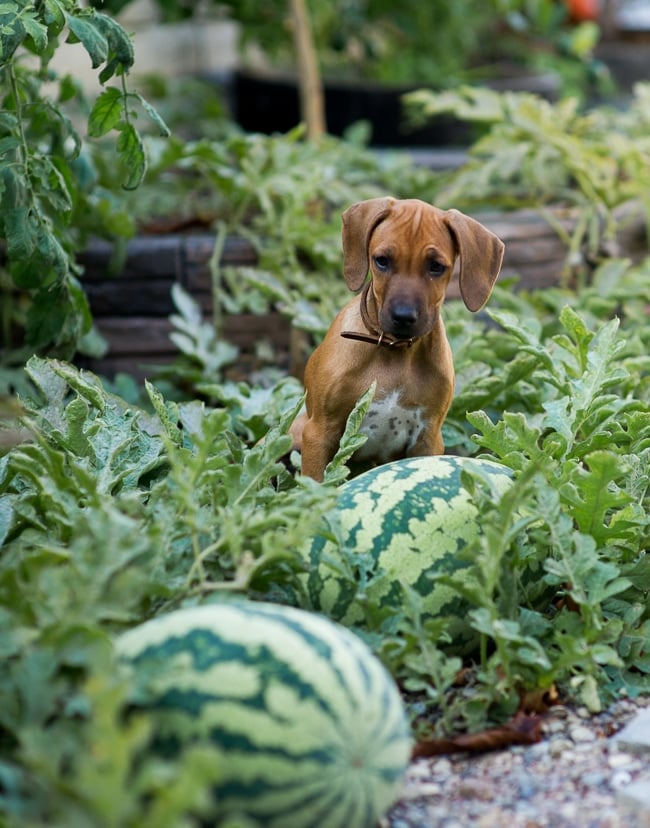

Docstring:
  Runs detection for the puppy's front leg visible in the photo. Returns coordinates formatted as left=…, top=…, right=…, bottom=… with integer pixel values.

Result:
left=300, top=417, right=344, bottom=482
left=410, top=426, right=445, bottom=458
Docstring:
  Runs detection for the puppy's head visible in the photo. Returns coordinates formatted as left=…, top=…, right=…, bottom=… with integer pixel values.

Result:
left=342, top=197, right=505, bottom=339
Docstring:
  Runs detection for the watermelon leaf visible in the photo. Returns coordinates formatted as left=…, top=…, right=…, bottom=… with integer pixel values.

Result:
left=323, top=382, right=375, bottom=485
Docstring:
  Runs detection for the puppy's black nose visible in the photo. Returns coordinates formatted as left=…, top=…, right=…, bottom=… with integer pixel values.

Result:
left=391, top=304, right=418, bottom=329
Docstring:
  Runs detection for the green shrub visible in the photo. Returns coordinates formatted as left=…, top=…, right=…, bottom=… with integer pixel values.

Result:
left=0, top=0, right=168, bottom=361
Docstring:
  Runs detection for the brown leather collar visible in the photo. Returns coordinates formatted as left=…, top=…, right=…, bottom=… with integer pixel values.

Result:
left=340, top=282, right=417, bottom=349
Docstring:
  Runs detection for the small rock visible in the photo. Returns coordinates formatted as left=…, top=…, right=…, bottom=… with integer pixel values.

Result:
left=456, top=779, right=494, bottom=801
left=581, top=770, right=607, bottom=788
left=477, top=808, right=507, bottom=827
left=559, top=801, right=579, bottom=819
left=401, top=782, right=442, bottom=800
left=613, top=708, right=650, bottom=755
left=526, top=740, right=551, bottom=758
left=429, top=758, right=453, bottom=777
left=515, top=773, right=539, bottom=799
left=407, top=762, right=433, bottom=780
left=611, top=770, right=633, bottom=789
left=617, top=774, right=650, bottom=825
left=570, top=725, right=597, bottom=743
left=607, top=750, right=635, bottom=769
left=543, top=718, right=567, bottom=736
left=550, top=706, right=570, bottom=719
left=549, top=738, right=574, bottom=758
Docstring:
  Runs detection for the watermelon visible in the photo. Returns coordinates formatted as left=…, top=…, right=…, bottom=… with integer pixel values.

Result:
left=115, top=601, right=412, bottom=828
left=303, top=456, right=513, bottom=648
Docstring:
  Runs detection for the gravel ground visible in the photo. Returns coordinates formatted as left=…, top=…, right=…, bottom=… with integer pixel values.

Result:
left=386, top=697, right=650, bottom=828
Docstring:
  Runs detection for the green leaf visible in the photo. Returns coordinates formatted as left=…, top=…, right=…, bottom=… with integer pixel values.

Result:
left=39, top=156, right=73, bottom=214
left=4, top=206, right=36, bottom=264
left=116, top=123, right=146, bottom=190
left=25, top=288, right=72, bottom=348
left=0, top=495, right=13, bottom=546
left=544, top=533, right=630, bottom=608
left=65, top=12, right=108, bottom=69
left=63, top=397, right=95, bottom=460
left=320, top=383, right=375, bottom=484
left=145, top=380, right=182, bottom=446
left=133, top=91, right=171, bottom=137
left=575, top=674, right=603, bottom=713
left=94, top=12, right=134, bottom=72
left=87, top=87, right=123, bottom=137
left=34, top=219, right=69, bottom=277
left=0, top=137, right=20, bottom=157
left=19, top=10, right=47, bottom=53
left=50, top=360, right=105, bottom=415
left=42, top=0, right=65, bottom=34
left=560, top=451, right=633, bottom=544
left=24, top=356, right=69, bottom=418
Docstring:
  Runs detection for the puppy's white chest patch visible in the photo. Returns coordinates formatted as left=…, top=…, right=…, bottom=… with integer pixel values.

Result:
left=355, top=390, right=427, bottom=462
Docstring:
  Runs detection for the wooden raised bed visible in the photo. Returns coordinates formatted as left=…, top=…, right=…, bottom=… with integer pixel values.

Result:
left=78, top=207, right=647, bottom=381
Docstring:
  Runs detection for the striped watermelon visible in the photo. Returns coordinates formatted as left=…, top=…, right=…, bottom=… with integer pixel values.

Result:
left=115, top=601, right=411, bottom=828
left=303, top=456, right=513, bottom=649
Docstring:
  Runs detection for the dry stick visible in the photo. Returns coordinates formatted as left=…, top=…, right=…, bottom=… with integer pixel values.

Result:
left=287, top=0, right=324, bottom=374
left=289, top=0, right=326, bottom=140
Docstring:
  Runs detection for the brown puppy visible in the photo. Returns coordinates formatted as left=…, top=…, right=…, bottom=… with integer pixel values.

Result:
left=292, top=197, right=505, bottom=481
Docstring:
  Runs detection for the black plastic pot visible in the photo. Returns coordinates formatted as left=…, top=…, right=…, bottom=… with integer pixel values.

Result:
left=228, top=67, right=559, bottom=147
left=230, top=70, right=473, bottom=146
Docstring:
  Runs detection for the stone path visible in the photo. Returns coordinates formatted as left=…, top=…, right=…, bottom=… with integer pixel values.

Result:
left=386, top=697, right=650, bottom=827
left=614, top=706, right=650, bottom=822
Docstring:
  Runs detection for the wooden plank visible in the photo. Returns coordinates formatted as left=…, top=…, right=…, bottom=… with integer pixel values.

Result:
left=95, top=318, right=175, bottom=355
left=94, top=313, right=292, bottom=356
left=86, top=312, right=293, bottom=380
left=478, top=208, right=576, bottom=240
left=80, top=351, right=294, bottom=383
left=223, top=313, right=292, bottom=351
left=84, top=279, right=178, bottom=316
left=80, top=236, right=183, bottom=281
left=77, top=355, right=172, bottom=380
left=183, top=236, right=259, bottom=291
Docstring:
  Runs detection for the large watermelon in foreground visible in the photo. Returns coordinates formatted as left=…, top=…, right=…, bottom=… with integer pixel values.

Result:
left=115, top=601, right=412, bottom=828
left=303, top=456, right=513, bottom=648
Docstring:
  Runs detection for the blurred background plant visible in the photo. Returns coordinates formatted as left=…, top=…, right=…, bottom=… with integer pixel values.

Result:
left=92, top=0, right=607, bottom=95
left=0, top=0, right=168, bottom=374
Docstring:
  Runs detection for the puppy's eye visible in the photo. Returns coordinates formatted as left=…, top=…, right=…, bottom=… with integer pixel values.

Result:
left=428, top=260, right=446, bottom=278
left=374, top=255, right=391, bottom=271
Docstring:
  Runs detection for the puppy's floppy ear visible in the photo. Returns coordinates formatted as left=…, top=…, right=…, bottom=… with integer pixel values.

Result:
left=444, top=208, right=505, bottom=312
left=341, top=197, right=394, bottom=291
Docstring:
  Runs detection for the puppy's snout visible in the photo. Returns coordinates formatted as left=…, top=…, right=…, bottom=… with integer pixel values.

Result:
left=390, top=302, right=418, bottom=330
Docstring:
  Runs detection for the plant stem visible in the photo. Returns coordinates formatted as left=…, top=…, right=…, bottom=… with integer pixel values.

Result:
left=8, top=63, right=31, bottom=199
left=209, top=221, right=227, bottom=338
left=120, top=73, right=132, bottom=127
left=289, top=0, right=326, bottom=140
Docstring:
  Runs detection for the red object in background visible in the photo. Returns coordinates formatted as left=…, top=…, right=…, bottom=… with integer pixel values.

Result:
left=566, top=0, right=600, bottom=21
